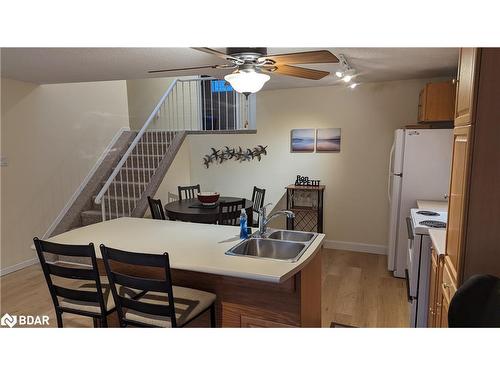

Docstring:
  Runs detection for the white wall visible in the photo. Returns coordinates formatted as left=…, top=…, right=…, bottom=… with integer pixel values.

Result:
left=187, top=78, right=447, bottom=250
left=0, top=78, right=130, bottom=272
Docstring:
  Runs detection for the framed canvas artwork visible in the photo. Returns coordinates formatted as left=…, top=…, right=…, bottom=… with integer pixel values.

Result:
left=290, top=129, right=315, bottom=152
left=316, top=128, right=341, bottom=152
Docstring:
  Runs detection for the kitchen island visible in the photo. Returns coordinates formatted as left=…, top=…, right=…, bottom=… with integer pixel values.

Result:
left=45, top=217, right=324, bottom=327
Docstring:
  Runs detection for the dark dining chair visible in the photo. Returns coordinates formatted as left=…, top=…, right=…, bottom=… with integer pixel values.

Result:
left=100, top=245, right=216, bottom=328
left=448, top=274, right=500, bottom=327
left=177, top=184, right=201, bottom=200
left=251, top=186, right=266, bottom=226
left=33, top=238, right=116, bottom=328
left=147, top=196, right=166, bottom=220
left=218, top=199, right=246, bottom=226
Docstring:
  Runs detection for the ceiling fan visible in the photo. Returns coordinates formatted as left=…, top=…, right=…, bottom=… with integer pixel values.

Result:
left=148, top=47, right=339, bottom=96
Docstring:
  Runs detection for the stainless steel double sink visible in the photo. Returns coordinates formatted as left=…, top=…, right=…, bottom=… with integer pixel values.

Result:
left=225, top=229, right=318, bottom=262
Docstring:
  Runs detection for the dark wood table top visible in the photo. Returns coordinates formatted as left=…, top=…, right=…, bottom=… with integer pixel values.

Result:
left=164, top=196, right=253, bottom=224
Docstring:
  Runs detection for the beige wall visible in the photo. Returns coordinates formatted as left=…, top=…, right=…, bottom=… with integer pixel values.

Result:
left=0, top=78, right=130, bottom=272
left=126, top=77, right=176, bottom=130
left=126, top=76, right=200, bottom=131
left=187, top=78, right=446, bottom=249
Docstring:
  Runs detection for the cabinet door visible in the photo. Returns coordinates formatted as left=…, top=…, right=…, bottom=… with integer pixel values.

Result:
left=427, top=249, right=438, bottom=327
left=434, top=256, right=444, bottom=326
left=439, top=293, right=450, bottom=328
left=445, top=127, right=471, bottom=281
left=455, top=48, right=479, bottom=127
left=241, top=315, right=295, bottom=328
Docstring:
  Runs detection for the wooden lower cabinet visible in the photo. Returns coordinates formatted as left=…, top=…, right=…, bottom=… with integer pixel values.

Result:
left=222, top=302, right=297, bottom=328
left=437, top=259, right=458, bottom=327
left=428, top=248, right=444, bottom=327
left=439, top=292, right=450, bottom=328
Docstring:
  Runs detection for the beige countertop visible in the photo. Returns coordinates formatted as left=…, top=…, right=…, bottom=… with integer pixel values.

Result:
left=429, top=229, right=446, bottom=256
left=43, top=217, right=325, bottom=284
left=417, top=200, right=448, bottom=212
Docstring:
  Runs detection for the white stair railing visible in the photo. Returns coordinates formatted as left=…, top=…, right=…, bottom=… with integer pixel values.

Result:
left=94, top=77, right=250, bottom=221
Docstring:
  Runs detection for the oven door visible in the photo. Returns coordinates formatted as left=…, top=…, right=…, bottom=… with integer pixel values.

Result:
left=406, top=217, right=419, bottom=298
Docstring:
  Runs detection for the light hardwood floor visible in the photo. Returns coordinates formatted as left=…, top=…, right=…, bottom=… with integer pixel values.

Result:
left=1, top=249, right=408, bottom=328
left=322, top=249, right=409, bottom=327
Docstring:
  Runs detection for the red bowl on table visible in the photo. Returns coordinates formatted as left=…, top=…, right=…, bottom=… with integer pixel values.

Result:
left=197, top=192, right=220, bottom=206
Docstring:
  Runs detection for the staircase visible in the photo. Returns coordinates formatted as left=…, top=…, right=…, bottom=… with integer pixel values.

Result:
left=91, top=77, right=251, bottom=223
left=80, top=130, right=182, bottom=226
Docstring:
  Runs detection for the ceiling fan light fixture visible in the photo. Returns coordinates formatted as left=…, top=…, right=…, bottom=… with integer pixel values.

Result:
left=224, top=70, right=270, bottom=95
left=342, top=74, right=353, bottom=83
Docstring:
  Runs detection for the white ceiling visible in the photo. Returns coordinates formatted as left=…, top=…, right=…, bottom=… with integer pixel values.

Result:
left=0, top=48, right=458, bottom=90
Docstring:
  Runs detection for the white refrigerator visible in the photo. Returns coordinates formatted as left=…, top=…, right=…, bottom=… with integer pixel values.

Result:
left=387, top=128, right=453, bottom=278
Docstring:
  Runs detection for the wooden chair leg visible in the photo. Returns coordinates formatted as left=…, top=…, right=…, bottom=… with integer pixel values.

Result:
left=93, top=317, right=100, bottom=328
left=210, top=304, right=216, bottom=328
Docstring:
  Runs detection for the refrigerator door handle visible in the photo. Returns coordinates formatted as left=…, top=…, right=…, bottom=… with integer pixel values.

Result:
left=405, top=269, right=414, bottom=302
left=387, top=141, right=396, bottom=202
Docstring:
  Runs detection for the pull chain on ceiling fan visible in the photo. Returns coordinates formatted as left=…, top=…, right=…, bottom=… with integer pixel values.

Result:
left=148, top=47, right=339, bottom=96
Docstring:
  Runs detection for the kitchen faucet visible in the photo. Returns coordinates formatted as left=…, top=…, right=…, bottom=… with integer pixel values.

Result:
left=257, top=203, right=295, bottom=237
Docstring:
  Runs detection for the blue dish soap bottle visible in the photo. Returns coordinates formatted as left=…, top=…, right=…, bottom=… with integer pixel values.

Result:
left=239, top=209, right=248, bottom=239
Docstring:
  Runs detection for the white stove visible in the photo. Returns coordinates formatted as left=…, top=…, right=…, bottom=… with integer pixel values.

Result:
left=410, top=209, right=447, bottom=235
left=406, top=208, right=447, bottom=327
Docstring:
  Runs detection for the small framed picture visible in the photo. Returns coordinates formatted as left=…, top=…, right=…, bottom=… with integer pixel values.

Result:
left=290, top=129, right=315, bottom=152
left=316, top=128, right=341, bottom=152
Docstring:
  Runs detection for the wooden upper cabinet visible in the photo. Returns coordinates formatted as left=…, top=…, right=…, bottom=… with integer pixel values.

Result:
left=418, top=81, right=456, bottom=123
left=445, top=127, right=471, bottom=282
left=454, top=48, right=479, bottom=127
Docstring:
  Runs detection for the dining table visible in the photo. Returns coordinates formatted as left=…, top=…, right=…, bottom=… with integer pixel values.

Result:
left=164, top=196, right=254, bottom=225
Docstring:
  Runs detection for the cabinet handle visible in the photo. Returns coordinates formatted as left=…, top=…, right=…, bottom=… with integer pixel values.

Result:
left=443, top=283, right=449, bottom=289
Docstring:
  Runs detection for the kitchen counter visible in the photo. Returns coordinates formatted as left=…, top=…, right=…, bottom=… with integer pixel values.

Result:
left=45, top=217, right=325, bottom=284
left=45, top=217, right=324, bottom=327
left=429, top=229, right=446, bottom=256
left=417, top=200, right=448, bottom=212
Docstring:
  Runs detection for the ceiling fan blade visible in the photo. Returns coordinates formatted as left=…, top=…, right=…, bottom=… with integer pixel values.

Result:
left=192, top=47, right=241, bottom=62
left=148, top=64, right=224, bottom=74
left=262, top=50, right=339, bottom=65
left=263, top=65, right=330, bottom=80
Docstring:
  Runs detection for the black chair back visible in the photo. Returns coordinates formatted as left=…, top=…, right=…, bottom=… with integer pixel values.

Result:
left=448, top=274, right=500, bottom=327
left=218, top=199, right=246, bottom=226
left=100, top=245, right=177, bottom=327
left=33, top=238, right=108, bottom=326
left=147, top=196, right=166, bottom=220
left=177, top=184, right=201, bottom=200
left=251, top=187, right=266, bottom=225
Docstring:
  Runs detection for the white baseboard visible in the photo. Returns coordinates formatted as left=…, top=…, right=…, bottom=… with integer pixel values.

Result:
left=42, top=127, right=129, bottom=239
left=0, top=258, right=39, bottom=277
left=323, top=240, right=387, bottom=255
